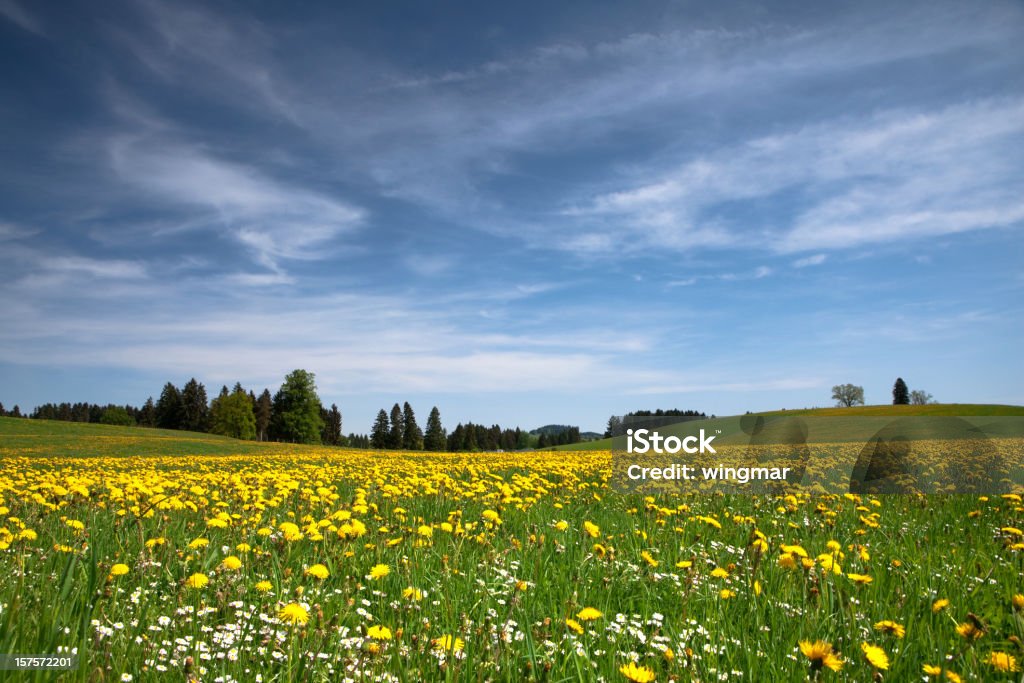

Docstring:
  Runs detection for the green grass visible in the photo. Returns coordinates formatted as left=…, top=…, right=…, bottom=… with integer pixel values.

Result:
left=0, top=416, right=281, bottom=458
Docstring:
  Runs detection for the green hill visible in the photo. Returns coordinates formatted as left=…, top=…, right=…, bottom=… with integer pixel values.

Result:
left=551, top=404, right=1024, bottom=450
left=0, top=416, right=279, bottom=458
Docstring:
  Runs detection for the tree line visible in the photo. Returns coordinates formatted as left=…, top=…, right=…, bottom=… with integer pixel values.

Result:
left=604, top=409, right=708, bottom=437
left=831, top=378, right=935, bottom=408
left=6, top=369, right=578, bottom=451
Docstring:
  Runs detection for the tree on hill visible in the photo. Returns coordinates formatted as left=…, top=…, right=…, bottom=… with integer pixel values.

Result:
left=180, top=379, right=209, bottom=432
left=255, top=389, right=272, bottom=442
left=10, top=405, right=22, bottom=417
left=604, top=415, right=624, bottom=438
left=424, top=406, right=446, bottom=451
left=100, top=405, right=135, bottom=426
left=0, top=402, right=5, bottom=416
left=387, top=403, right=404, bottom=449
left=893, top=378, right=910, bottom=405
left=371, top=409, right=390, bottom=449
left=910, top=389, right=934, bottom=405
left=155, top=383, right=183, bottom=429
left=321, top=403, right=343, bottom=446
left=138, top=397, right=156, bottom=427
left=270, top=369, right=324, bottom=444
left=402, top=402, right=424, bottom=450
left=832, top=384, right=865, bottom=408
left=209, top=388, right=256, bottom=440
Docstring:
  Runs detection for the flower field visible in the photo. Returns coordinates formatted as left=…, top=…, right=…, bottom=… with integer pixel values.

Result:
left=2, top=433, right=1024, bottom=681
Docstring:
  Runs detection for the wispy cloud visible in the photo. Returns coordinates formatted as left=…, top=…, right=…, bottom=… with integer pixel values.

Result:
left=0, top=0, right=44, bottom=36
left=793, top=254, right=827, bottom=268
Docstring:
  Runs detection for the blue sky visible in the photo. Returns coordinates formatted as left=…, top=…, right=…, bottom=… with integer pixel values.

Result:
left=1, top=0, right=1022, bottom=433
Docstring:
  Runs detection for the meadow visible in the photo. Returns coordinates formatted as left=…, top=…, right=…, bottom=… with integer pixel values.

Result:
left=1, top=416, right=1023, bottom=681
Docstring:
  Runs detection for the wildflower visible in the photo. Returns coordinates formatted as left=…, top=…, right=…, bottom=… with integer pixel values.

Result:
left=235, top=542, right=251, bottom=553
left=145, top=537, right=166, bottom=548
left=932, top=598, right=949, bottom=612
left=799, top=640, right=843, bottom=672
left=778, top=553, right=798, bottom=570
left=278, top=603, right=309, bottom=625
left=640, top=551, right=659, bottom=568
left=109, top=563, right=130, bottom=577
left=956, top=622, right=984, bottom=640
left=710, top=567, right=729, bottom=579
left=847, top=573, right=873, bottom=585
left=719, top=589, right=736, bottom=599
left=255, top=580, right=273, bottom=593
left=619, top=661, right=656, bottom=682
left=369, top=563, right=390, bottom=580
left=305, top=564, right=329, bottom=580
left=945, top=671, right=963, bottom=683
left=17, top=529, right=37, bottom=541
left=185, top=573, right=209, bottom=589
left=576, top=607, right=603, bottom=621
left=986, top=651, right=1020, bottom=672
left=367, top=625, right=392, bottom=640
left=121, top=674, right=133, bottom=682
left=675, top=560, right=692, bottom=569
left=861, top=642, right=889, bottom=670
left=432, top=635, right=464, bottom=651
left=481, top=509, right=501, bottom=524
left=584, top=521, right=600, bottom=538
left=593, top=543, right=607, bottom=558
left=187, top=538, right=209, bottom=550
left=554, top=520, right=569, bottom=531
left=873, top=620, right=906, bottom=638
left=1012, top=594, right=1024, bottom=611
left=221, top=555, right=242, bottom=571
left=923, top=664, right=942, bottom=676
left=565, top=618, right=584, bottom=634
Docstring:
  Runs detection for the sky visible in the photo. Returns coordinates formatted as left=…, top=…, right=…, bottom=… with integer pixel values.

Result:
left=0, top=0, right=1022, bottom=434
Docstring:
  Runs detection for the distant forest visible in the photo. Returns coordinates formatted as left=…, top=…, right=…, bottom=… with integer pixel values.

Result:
left=5, top=369, right=585, bottom=451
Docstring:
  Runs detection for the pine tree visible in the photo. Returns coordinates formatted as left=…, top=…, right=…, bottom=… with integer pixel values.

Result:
left=181, top=378, right=210, bottom=432
left=371, top=409, right=390, bottom=449
left=893, top=377, right=910, bottom=405
left=155, top=382, right=183, bottom=429
left=424, top=406, right=446, bottom=451
left=11, top=405, right=22, bottom=418
left=387, top=403, right=404, bottom=449
left=0, top=402, right=5, bottom=417
left=139, top=397, right=157, bottom=427
left=402, top=402, right=424, bottom=450
left=321, top=403, right=342, bottom=446
left=255, top=389, right=272, bottom=441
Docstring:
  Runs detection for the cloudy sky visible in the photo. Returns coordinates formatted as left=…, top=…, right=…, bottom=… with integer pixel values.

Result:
left=1, top=0, right=1022, bottom=432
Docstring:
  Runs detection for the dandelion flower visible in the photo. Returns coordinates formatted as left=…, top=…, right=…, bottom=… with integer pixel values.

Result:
left=187, top=538, right=209, bottom=550
left=956, top=622, right=983, bottom=640
left=577, top=607, right=603, bottom=621
left=185, top=573, right=209, bottom=590
left=1012, top=594, right=1024, bottom=611
left=305, top=563, right=329, bottom=580
left=584, top=521, right=600, bottom=538
left=432, top=635, right=464, bottom=651
left=369, top=563, right=390, bottom=580
left=847, top=573, right=873, bottom=585
left=799, top=640, right=843, bottom=672
left=565, top=618, right=584, bottom=634
left=861, top=642, right=889, bottom=670
left=403, top=587, right=423, bottom=601
left=255, top=580, right=273, bottom=593
left=278, top=603, right=309, bottom=625
left=873, top=620, right=906, bottom=638
left=641, top=551, right=659, bottom=568
left=932, top=598, right=950, bottom=612
left=554, top=520, right=569, bottom=531
left=109, top=563, right=130, bottom=577
left=986, top=651, right=1020, bottom=672
left=619, top=661, right=656, bottom=682
left=367, top=625, right=392, bottom=640
left=923, top=664, right=941, bottom=677
left=221, top=555, right=242, bottom=571
left=719, top=588, right=736, bottom=600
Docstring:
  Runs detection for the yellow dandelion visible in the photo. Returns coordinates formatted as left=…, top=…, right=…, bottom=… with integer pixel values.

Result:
left=369, top=563, right=390, bottom=580
left=923, top=664, right=942, bottom=677
left=873, top=620, right=906, bottom=638
left=640, top=551, right=659, bottom=568
left=710, top=567, right=729, bottom=579
left=799, top=640, right=844, bottom=672
left=367, top=625, right=392, bottom=640
left=619, top=661, right=656, bottom=683
left=584, top=521, right=600, bottom=538
left=554, top=520, right=569, bottom=531
left=577, top=607, right=603, bottom=621
left=305, top=563, right=330, bottom=580
left=847, top=573, right=873, bottom=585
left=719, top=588, right=736, bottom=599
left=956, top=622, right=984, bottom=640
left=432, top=635, right=464, bottom=651
left=861, top=642, right=889, bottom=670
left=1012, top=594, right=1024, bottom=611
left=278, top=602, right=309, bottom=625
left=109, top=563, right=130, bottom=577
left=403, top=587, right=423, bottom=601
left=185, top=573, right=209, bottom=589
left=565, top=618, right=584, bottom=634
left=986, top=651, right=1020, bottom=673
left=187, top=538, right=209, bottom=550
left=932, top=598, right=950, bottom=612
left=254, top=580, right=273, bottom=593
left=221, top=555, right=242, bottom=571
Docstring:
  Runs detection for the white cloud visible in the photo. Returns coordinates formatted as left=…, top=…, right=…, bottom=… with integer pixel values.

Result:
left=793, top=254, right=827, bottom=268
